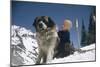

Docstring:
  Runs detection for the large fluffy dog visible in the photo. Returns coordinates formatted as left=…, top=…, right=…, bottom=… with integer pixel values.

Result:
left=33, top=16, right=59, bottom=64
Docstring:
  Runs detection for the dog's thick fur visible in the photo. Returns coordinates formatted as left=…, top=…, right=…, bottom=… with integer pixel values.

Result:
left=33, top=16, right=59, bottom=64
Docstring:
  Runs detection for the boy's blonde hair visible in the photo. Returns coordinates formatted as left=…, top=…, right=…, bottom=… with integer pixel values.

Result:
left=63, top=19, right=72, bottom=31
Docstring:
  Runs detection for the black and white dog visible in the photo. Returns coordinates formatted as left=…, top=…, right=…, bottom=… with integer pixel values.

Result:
left=33, top=16, right=59, bottom=64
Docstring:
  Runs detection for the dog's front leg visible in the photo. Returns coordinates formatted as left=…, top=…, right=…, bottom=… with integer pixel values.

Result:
left=42, top=53, right=47, bottom=64
left=47, top=37, right=57, bottom=62
left=47, top=48, right=54, bottom=62
left=35, top=49, right=42, bottom=65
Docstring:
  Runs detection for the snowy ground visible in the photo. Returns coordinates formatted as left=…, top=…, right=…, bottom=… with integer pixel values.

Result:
left=48, top=44, right=95, bottom=64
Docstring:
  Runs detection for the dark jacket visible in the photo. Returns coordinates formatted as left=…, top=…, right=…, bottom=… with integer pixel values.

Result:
left=58, top=30, right=70, bottom=49
left=54, top=30, right=74, bottom=58
left=58, top=30, right=70, bottom=44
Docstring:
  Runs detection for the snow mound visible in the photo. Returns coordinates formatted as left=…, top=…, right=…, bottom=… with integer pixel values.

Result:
left=11, top=25, right=38, bottom=66
left=49, top=44, right=95, bottom=64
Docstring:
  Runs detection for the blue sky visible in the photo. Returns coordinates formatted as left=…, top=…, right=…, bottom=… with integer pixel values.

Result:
left=12, top=1, right=95, bottom=48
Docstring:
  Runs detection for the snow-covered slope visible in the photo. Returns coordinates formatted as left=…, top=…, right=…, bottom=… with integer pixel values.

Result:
left=49, top=44, right=95, bottom=64
left=11, top=25, right=38, bottom=66
left=11, top=25, right=95, bottom=66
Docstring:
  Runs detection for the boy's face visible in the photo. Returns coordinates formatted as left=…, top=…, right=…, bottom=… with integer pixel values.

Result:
left=62, top=20, right=72, bottom=31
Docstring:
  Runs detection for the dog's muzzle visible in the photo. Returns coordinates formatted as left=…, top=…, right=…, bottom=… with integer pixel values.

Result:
left=38, top=21, right=47, bottom=31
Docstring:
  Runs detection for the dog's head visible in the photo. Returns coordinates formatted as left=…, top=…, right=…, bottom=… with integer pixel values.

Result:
left=33, top=16, right=55, bottom=32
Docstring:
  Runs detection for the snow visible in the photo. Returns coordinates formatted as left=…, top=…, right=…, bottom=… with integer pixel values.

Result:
left=49, top=44, right=95, bottom=64
left=11, top=25, right=38, bottom=50
left=11, top=25, right=38, bottom=66
left=81, top=44, right=95, bottom=50
left=22, top=37, right=38, bottom=51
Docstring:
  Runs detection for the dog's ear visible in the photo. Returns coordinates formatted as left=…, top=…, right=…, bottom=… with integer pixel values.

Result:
left=48, top=17, right=55, bottom=27
left=33, top=17, right=39, bottom=32
left=33, top=17, right=39, bottom=27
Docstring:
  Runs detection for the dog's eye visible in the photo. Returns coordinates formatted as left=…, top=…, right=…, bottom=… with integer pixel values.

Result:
left=37, top=19, right=42, bottom=22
